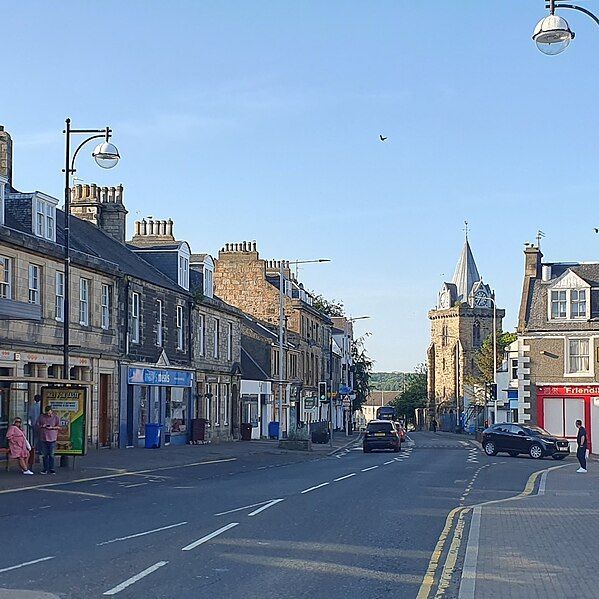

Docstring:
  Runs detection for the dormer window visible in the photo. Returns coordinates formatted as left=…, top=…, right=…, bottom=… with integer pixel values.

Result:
left=550, top=289, right=588, bottom=320
left=204, top=264, right=213, bottom=298
left=34, top=197, right=56, bottom=242
left=178, top=254, right=189, bottom=290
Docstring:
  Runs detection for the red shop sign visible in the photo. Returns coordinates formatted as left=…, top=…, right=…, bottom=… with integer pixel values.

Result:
left=538, top=385, right=599, bottom=396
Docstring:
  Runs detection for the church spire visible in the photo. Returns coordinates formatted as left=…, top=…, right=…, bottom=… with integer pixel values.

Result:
left=451, top=238, right=481, bottom=302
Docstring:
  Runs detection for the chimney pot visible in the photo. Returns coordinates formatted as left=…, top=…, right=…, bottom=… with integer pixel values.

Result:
left=135, top=221, right=141, bottom=235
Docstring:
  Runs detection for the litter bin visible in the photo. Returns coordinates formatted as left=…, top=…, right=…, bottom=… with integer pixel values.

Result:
left=145, top=423, right=162, bottom=449
left=268, top=421, right=279, bottom=439
left=241, top=423, right=253, bottom=441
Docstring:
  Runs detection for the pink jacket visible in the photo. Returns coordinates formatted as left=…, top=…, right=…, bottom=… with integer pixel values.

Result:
left=6, top=425, right=29, bottom=459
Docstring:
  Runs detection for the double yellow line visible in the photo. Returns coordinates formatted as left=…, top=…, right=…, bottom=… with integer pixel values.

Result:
left=416, top=463, right=568, bottom=599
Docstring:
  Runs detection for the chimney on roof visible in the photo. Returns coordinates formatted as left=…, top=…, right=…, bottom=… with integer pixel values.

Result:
left=70, top=183, right=128, bottom=244
left=129, top=216, right=177, bottom=246
left=524, top=245, right=543, bottom=280
left=0, top=126, right=13, bottom=187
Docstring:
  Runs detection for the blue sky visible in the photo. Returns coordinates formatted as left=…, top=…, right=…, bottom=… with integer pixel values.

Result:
left=3, top=1, right=599, bottom=371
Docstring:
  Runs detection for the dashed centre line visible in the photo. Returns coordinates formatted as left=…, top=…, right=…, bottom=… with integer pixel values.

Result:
left=248, top=499, right=284, bottom=516
left=182, top=522, right=239, bottom=552
left=97, top=522, right=188, bottom=546
left=362, top=466, right=379, bottom=471
left=301, top=482, right=330, bottom=494
left=103, top=561, right=168, bottom=595
left=334, top=473, right=356, bottom=482
left=0, top=556, right=55, bottom=574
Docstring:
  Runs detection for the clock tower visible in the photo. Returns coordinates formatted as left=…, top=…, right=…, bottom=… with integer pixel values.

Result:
left=427, top=236, right=504, bottom=431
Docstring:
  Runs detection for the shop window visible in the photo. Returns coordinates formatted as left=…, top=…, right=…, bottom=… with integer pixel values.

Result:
left=138, top=387, right=149, bottom=437
left=167, top=387, right=186, bottom=434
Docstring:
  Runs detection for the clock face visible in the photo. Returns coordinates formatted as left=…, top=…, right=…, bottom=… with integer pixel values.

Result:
left=474, top=292, right=489, bottom=308
left=439, top=290, right=450, bottom=309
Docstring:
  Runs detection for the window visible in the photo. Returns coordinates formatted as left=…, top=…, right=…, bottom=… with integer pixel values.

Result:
left=204, top=266, right=213, bottom=298
left=551, top=290, right=567, bottom=319
left=0, top=257, right=11, bottom=299
left=101, top=284, right=111, bottom=330
left=511, top=358, right=518, bottom=381
left=273, top=350, right=280, bottom=377
left=442, top=325, right=448, bottom=347
left=571, top=289, right=587, bottom=319
left=227, top=322, right=233, bottom=361
left=131, top=292, right=140, bottom=343
left=214, top=384, right=220, bottom=425
left=198, top=314, right=205, bottom=355
left=205, top=383, right=212, bottom=420
left=473, top=321, right=481, bottom=346
left=223, top=383, right=230, bottom=425
left=28, top=265, right=40, bottom=305
left=34, top=198, right=56, bottom=241
left=213, top=318, right=219, bottom=359
left=178, top=255, right=189, bottom=290
left=79, top=278, right=89, bottom=325
left=289, top=353, right=298, bottom=378
left=156, top=300, right=163, bottom=346
left=176, top=305, right=184, bottom=350
left=568, top=339, right=590, bottom=374
left=55, top=272, right=64, bottom=321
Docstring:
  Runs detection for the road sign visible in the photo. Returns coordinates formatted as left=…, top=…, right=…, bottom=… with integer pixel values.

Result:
left=304, top=396, right=317, bottom=410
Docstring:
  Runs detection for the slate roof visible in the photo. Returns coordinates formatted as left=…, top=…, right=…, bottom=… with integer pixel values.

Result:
left=451, top=240, right=482, bottom=302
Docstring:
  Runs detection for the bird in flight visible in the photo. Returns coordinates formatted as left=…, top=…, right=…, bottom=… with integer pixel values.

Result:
left=594, top=228, right=599, bottom=233
left=379, top=135, right=387, bottom=142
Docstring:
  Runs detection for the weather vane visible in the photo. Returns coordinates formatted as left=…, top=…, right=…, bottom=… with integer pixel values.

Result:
left=464, top=220, right=469, bottom=241
left=536, top=230, right=545, bottom=249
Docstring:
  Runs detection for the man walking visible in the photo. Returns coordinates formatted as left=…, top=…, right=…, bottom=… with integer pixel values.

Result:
left=36, top=405, right=60, bottom=475
left=575, top=419, right=588, bottom=473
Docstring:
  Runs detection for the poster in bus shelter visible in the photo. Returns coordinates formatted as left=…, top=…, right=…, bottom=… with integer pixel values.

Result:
left=41, top=386, right=87, bottom=456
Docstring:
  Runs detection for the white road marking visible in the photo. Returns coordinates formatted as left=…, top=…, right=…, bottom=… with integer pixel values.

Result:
left=0, top=555, right=55, bottom=574
left=361, top=466, right=379, bottom=471
left=538, top=470, right=548, bottom=495
left=334, top=473, right=356, bottom=482
left=215, top=500, right=274, bottom=516
left=182, top=523, right=239, bottom=551
left=248, top=499, right=284, bottom=516
left=103, top=561, right=168, bottom=595
left=37, top=488, right=111, bottom=499
left=458, top=507, right=481, bottom=599
left=123, top=482, right=148, bottom=488
left=384, top=460, right=394, bottom=465
left=97, top=522, right=188, bottom=546
left=301, top=482, right=329, bottom=494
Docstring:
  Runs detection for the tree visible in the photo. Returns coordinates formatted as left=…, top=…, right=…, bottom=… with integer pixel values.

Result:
left=312, top=294, right=345, bottom=317
left=351, top=336, right=373, bottom=411
left=473, top=331, right=517, bottom=383
left=392, top=363, right=427, bottom=423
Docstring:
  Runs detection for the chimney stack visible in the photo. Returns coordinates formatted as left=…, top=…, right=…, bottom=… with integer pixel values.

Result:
left=524, top=245, right=543, bottom=279
left=0, top=126, right=12, bottom=187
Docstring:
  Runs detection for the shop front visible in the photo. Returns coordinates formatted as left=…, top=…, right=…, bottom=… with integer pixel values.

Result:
left=240, top=380, right=271, bottom=439
left=537, top=385, right=596, bottom=453
left=120, top=365, right=194, bottom=448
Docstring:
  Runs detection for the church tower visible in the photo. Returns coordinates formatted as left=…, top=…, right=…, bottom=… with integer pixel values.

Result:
left=427, top=234, right=504, bottom=429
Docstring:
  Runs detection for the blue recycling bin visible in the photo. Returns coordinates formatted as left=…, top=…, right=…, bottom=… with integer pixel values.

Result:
left=145, top=423, right=162, bottom=448
left=268, top=421, right=279, bottom=439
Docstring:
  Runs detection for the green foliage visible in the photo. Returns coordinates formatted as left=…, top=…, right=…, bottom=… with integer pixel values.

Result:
left=370, top=372, right=408, bottom=391
left=351, top=337, right=373, bottom=412
left=312, top=294, right=345, bottom=317
left=391, top=364, right=427, bottom=423
left=473, top=331, right=517, bottom=383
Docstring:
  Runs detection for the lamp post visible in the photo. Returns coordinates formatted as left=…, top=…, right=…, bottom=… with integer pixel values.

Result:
left=533, top=1, right=599, bottom=55
left=277, top=258, right=330, bottom=441
left=62, top=119, right=119, bottom=378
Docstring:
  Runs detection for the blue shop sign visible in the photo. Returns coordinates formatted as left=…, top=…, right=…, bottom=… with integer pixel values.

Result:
left=128, top=367, right=193, bottom=387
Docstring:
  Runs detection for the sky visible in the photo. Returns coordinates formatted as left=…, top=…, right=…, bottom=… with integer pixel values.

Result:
left=3, top=1, right=599, bottom=372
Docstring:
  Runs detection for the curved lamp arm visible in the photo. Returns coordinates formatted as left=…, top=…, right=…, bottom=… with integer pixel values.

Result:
left=70, top=133, right=106, bottom=173
left=549, top=3, right=599, bottom=27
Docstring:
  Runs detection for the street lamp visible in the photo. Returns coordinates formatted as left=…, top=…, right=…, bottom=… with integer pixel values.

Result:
left=62, top=119, right=120, bottom=378
left=533, top=1, right=599, bottom=55
left=277, top=258, right=330, bottom=441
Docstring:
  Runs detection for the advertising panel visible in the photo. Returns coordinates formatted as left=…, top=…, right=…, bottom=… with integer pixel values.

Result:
left=41, top=386, right=87, bottom=456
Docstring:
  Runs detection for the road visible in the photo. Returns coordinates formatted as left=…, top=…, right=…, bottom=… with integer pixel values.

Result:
left=0, top=432, right=556, bottom=599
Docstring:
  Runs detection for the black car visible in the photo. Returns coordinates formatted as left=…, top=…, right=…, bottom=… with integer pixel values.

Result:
left=481, top=423, right=570, bottom=460
left=363, top=420, right=401, bottom=453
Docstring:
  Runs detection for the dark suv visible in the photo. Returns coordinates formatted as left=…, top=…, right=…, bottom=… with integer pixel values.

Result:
left=363, top=420, right=401, bottom=453
left=481, top=423, right=570, bottom=460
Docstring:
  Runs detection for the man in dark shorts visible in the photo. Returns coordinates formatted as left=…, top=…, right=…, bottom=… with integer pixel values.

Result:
left=575, top=419, right=588, bottom=473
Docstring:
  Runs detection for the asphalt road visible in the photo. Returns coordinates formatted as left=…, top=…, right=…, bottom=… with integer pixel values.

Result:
left=0, top=432, right=557, bottom=599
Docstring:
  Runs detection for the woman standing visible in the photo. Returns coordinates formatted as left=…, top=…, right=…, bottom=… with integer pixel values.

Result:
left=6, top=418, right=34, bottom=475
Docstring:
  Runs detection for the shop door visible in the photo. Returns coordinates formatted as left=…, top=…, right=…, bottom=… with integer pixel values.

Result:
left=99, top=374, right=110, bottom=447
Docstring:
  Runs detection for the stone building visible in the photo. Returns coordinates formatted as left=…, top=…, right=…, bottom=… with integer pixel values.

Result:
left=517, top=245, right=599, bottom=452
left=428, top=238, right=504, bottom=431
left=214, top=242, right=332, bottom=436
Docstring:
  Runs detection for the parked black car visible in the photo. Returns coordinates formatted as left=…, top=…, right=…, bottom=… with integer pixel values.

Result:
left=481, top=423, right=570, bottom=460
left=363, top=420, right=401, bottom=453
